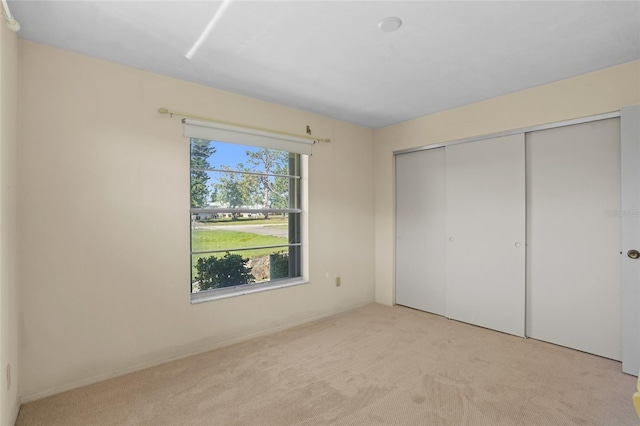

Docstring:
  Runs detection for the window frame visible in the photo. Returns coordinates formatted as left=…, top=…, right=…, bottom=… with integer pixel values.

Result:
left=189, top=139, right=308, bottom=304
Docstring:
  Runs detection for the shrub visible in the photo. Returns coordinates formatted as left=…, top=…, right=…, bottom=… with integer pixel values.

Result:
left=195, top=252, right=255, bottom=291
left=269, top=251, right=289, bottom=280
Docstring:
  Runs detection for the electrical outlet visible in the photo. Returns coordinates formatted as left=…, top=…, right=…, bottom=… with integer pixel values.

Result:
left=336, top=277, right=341, bottom=287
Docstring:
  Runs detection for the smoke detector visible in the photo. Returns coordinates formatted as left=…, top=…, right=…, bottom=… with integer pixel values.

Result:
left=378, top=17, right=402, bottom=33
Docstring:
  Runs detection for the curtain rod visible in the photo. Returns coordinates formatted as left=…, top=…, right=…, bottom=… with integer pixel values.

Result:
left=1, top=0, right=20, bottom=31
left=157, top=107, right=331, bottom=143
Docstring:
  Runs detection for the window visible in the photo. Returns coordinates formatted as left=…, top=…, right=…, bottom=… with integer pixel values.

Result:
left=189, top=138, right=305, bottom=302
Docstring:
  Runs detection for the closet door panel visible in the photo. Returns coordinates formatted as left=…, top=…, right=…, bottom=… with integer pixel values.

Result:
left=526, top=118, right=621, bottom=360
left=445, top=134, right=526, bottom=337
left=395, top=148, right=446, bottom=315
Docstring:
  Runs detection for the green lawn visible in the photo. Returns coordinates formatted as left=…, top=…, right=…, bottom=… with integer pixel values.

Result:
left=197, top=217, right=288, bottom=227
left=191, top=228, right=288, bottom=279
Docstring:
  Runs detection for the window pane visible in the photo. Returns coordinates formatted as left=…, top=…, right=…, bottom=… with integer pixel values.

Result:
left=190, top=140, right=296, bottom=210
left=191, top=214, right=292, bottom=252
left=191, top=247, right=297, bottom=292
left=190, top=139, right=216, bottom=208
left=193, top=171, right=293, bottom=210
left=190, top=138, right=302, bottom=294
left=191, top=139, right=293, bottom=175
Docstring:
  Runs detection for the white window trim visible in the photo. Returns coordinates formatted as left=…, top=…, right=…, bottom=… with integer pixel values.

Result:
left=191, top=277, right=309, bottom=304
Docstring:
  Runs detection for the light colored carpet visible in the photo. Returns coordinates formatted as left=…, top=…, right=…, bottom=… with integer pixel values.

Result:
left=16, top=303, right=637, bottom=425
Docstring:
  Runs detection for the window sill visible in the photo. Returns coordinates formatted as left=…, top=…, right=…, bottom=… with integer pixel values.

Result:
left=190, top=278, right=308, bottom=304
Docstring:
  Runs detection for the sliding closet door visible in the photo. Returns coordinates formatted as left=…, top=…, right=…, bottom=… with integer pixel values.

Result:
left=396, top=148, right=446, bottom=315
left=445, top=134, right=526, bottom=337
left=526, top=118, right=621, bottom=360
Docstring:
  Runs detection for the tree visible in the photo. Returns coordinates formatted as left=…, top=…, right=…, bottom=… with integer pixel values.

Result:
left=269, top=163, right=290, bottom=210
left=215, top=164, right=257, bottom=219
left=190, top=139, right=216, bottom=208
left=246, top=149, right=289, bottom=217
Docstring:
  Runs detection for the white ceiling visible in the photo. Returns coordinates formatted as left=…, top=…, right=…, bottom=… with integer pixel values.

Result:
left=8, top=1, right=640, bottom=128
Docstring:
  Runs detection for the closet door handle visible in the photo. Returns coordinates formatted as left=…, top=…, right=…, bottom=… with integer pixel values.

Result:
left=628, top=250, right=640, bottom=259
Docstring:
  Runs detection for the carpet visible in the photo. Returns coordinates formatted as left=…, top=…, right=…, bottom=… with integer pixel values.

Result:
left=16, top=303, right=637, bottom=425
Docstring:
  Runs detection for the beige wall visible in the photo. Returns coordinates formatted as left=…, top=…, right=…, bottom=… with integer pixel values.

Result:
left=18, top=40, right=375, bottom=400
left=16, top=38, right=640, bottom=406
left=0, top=21, right=20, bottom=426
left=373, top=60, right=640, bottom=306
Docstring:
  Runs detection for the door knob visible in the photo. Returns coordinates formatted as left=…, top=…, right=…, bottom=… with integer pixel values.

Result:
left=628, top=250, right=640, bottom=259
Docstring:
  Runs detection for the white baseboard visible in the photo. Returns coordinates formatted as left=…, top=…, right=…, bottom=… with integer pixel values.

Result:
left=20, top=300, right=374, bottom=404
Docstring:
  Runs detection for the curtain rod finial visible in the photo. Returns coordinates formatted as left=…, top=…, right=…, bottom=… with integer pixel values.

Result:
left=157, top=107, right=169, bottom=114
left=6, top=18, right=19, bottom=32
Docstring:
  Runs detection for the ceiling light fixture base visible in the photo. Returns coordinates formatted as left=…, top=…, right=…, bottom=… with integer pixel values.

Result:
left=378, top=17, right=402, bottom=32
